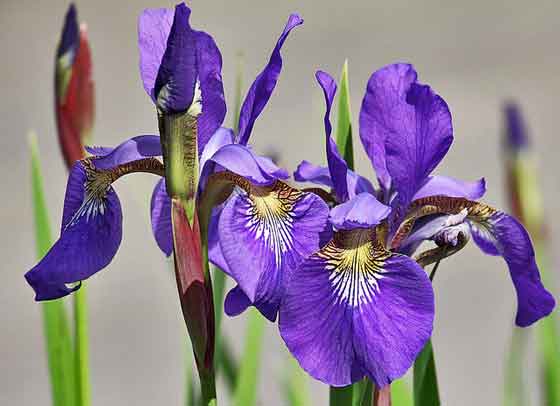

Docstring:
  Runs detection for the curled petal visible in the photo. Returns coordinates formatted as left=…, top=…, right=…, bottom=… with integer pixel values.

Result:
left=329, top=193, right=391, bottom=230
left=469, top=212, right=555, bottom=326
left=150, top=178, right=172, bottom=256
left=279, top=228, right=434, bottom=386
left=413, top=175, right=486, bottom=201
left=237, top=14, right=303, bottom=145
left=219, top=181, right=331, bottom=320
left=316, top=70, right=349, bottom=202
left=26, top=161, right=123, bottom=300
left=224, top=285, right=278, bottom=322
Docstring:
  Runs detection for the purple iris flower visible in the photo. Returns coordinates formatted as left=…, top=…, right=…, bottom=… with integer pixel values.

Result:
left=281, top=64, right=555, bottom=387
left=148, top=12, right=332, bottom=323
left=24, top=4, right=319, bottom=302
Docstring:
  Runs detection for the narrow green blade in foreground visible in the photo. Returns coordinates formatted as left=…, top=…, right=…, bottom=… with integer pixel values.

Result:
left=232, top=308, right=266, bottom=406
left=73, top=285, right=91, bottom=406
left=330, top=385, right=354, bottom=406
left=413, top=340, right=440, bottom=406
left=335, top=59, right=354, bottom=171
left=29, top=133, right=76, bottom=406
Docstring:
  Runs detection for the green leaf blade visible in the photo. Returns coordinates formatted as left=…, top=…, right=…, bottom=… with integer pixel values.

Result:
left=413, top=339, right=440, bottom=406
left=335, top=59, right=354, bottom=171
left=29, top=132, right=77, bottom=406
left=232, top=308, right=266, bottom=406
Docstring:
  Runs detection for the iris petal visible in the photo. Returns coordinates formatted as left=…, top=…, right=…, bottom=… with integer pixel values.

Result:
left=413, top=175, right=486, bottom=201
left=25, top=161, right=123, bottom=300
left=218, top=181, right=330, bottom=320
left=316, top=71, right=350, bottom=202
left=279, top=228, right=434, bottom=386
left=237, top=14, right=303, bottom=145
left=150, top=178, right=172, bottom=256
left=91, top=135, right=162, bottom=170
left=329, top=193, right=391, bottom=230
left=469, top=212, right=555, bottom=326
left=138, top=8, right=174, bottom=103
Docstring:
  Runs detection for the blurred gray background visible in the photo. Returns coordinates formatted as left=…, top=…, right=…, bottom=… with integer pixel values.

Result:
left=1, top=0, right=559, bottom=404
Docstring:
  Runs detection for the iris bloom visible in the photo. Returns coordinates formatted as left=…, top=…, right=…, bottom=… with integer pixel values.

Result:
left=147, top=11, right=331, bottom=323
left=55, top=4, right=94, bottom=168
left=24, top=5, right=320, bottom=304
left=279, top=64, right=555, bottom=387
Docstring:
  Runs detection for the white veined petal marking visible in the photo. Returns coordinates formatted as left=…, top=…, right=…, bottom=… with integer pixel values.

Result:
left=318, top=228, right=391, bottom=307
left=241, top=182, right=303, bottom=268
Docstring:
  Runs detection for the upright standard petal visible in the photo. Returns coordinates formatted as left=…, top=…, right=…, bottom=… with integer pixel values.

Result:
left=138, top=7, right=174, bottom=102
left=194, top=31, right=227, bottom=152
left=469, top=211, right=555, bottom=326
left=329, top=193, right=391, bottom=230
left=279, top=228, right=434, bottom=386
left=413, top=175, right=486, bottom=201
left=150, top=178, right=172, bottom=256
left=237, top=14, right=303, bottom=145
left=360, top=64, right=453, bottom=203
left=504, top=102, right=529, bottom=151
left=153, top=3, right=197, bottom=113
left=218, top=181, right=330, bottom=320
left=316, top=70, right=349, bottom=202
left=25, top=161, right=123, bottom=300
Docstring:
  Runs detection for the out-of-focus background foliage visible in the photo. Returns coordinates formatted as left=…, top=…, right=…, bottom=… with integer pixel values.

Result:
left=1, top=0, right=558, bottom=404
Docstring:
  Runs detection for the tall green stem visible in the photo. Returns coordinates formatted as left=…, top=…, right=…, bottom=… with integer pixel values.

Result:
left=74, top=285, right=91, bottom=406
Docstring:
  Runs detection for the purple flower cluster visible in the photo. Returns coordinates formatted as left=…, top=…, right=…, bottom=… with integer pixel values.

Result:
left=26, top=2, right=555, bottom=389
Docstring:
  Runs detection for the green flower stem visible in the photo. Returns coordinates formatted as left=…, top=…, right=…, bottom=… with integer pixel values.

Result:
left=73, top=285, right=91, bottom=406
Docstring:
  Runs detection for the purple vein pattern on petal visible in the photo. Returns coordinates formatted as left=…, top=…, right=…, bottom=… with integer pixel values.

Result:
left=316, top=70, right=349, bottom=202
left=469, top=212, right=555, bottom=327
left=150, top=178, right=172, bottom=256
left=279, top=231, right=434, bottom=386
left=92, top=135, right=162, bottom=170
left=237, top=14, right=303, bottom=145
left=153, top=3, right=197, bottom=113
left=413, top=175, right=486, bottom=201
left=329, top=193, right=391, bottom=230
left=194, top=31, right=226, bottom=152
left=138, top=8, right=174, bottom=103
left=25, top=161, right=123, bottom=301
left=219, top=185, right=330, bottom=321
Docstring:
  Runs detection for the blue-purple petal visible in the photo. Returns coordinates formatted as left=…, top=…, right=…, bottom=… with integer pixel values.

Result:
left=138, top=8, right=174, bottom=103
left=219, top=184, right=331, bottom=320
left=224, top=285, right=278, bottom=322
left=92, top=135, right=162, bottom=170
left=413, top=175, right=486, bottom=201
left=237, top=14, right=303, bottom=145
left=294, top=160, right=334, bottom=188
left=25, top=162, right=123, bottom=300
left=316, top=70, right=349, bottom=202
left=203, top=143, right=288, bottom=186
left=150, top=178, right=172, bottom=256
left=329, top=193, right=391, bottom=230
left=194, top=30, right=226, bottom=152
left=504, top=102, right=529, bottom=151
left=469, top=212, right=555, bottom=326
left=153, top=4, right=197, bottom=113
left=57, top=4, right=79, bottom=61
left=279, top=230, right=434, bottom=386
